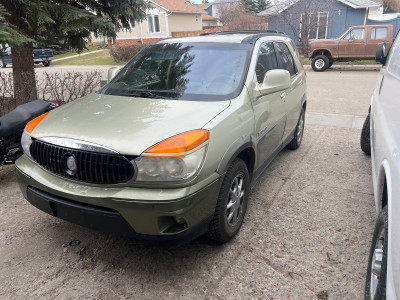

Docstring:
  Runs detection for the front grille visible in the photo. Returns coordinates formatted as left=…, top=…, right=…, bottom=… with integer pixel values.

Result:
left=30, top=140, right=134, bottom=184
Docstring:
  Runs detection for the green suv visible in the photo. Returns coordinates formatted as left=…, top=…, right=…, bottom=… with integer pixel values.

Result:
left=16, top=31, right=307, bottom=245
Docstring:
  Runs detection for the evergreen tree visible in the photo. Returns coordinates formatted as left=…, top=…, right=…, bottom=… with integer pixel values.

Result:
left=0, top=0, right=150, bottom=106
left=241, top=0, right=270, bottom=14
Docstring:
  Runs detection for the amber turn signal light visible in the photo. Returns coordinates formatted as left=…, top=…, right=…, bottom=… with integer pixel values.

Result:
left=25, top=112, right=50, bottom=134
left=145, top=129, right=209, bottom=154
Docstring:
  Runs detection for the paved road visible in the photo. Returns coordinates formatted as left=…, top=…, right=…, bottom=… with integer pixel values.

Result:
left=0, top=69, right=379, bottom=299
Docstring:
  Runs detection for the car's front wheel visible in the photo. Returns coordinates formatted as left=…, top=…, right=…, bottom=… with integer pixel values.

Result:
left=207, top=158, right=250, bottom=243
left=42, top=61, right=51, bottom=67
left=312, top=55, right=329, bottom=72
left=365, top=207, right=388, bottom=300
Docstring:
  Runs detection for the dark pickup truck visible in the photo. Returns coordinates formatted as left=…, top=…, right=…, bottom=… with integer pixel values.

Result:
left=0, top=46, right=54, bottom=68
left=309, top=24, right=394, bottom=72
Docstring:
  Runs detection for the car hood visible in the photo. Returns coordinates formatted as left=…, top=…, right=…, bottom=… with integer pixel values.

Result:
left=32, top=93, right=230, bottom=155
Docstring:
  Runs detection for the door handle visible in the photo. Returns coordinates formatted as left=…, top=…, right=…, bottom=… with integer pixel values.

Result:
left=280, top=92, right=286, bottom=99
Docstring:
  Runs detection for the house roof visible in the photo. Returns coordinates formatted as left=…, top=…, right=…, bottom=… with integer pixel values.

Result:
left=202, top=14, right=218, bottom=20
left=259, top=0, right=381, bottom=16
left=151, top=0, right=206, bottom=13
left=338, top=0, right=381, bottom=8
left=209, top=0, right=240, bottom=4
left=197, top=3, right=211, bottom=9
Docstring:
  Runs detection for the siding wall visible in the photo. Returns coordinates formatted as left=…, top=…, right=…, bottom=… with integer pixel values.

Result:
left=267, top=0, right=368, bottom=45
left=168, top=13, right=203, bottom=33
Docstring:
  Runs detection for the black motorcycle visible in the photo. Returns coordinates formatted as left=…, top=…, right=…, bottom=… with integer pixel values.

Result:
left=0, top=100, right=57, bottom=165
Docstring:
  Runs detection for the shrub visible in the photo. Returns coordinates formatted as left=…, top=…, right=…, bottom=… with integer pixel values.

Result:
left=110, top=44, right=147, bottom=63
left=0, top=70, right=102, bottom=115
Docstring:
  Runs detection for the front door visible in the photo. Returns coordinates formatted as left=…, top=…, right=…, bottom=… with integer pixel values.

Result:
left=338, top=28, right=366, bottom=58
left=249, top=42, right=287, bottom=170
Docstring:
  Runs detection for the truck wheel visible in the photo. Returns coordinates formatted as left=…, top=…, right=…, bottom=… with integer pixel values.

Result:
left=365, top=207, right=388, bottom=300
left=328, top=60, right=333, bottom=68
left=361, top=112, right=371, bottom=155
left=312, top=55, right=329, bottom=72
left=42, top=61, right=51, bottom=67
left=207, top=158, right=250, bottom=243
left=0, top=59, right=6, bottom=68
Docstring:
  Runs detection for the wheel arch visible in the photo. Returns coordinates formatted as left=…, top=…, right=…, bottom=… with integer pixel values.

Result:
left=311, top=49, right=333, bottom=59
left=216, top=138, right=256, bottom=181
left=376, top=160, right=392, bottom=211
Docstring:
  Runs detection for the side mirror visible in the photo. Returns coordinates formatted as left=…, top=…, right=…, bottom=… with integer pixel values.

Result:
left=107, top=66, right=122, bottom=82
left=376, top=42, right=387, bottom=65
left=258, top=69, right=291, bottom=95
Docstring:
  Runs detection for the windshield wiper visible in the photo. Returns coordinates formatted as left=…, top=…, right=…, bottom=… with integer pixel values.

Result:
left=123, top=90, right=173, bottom=99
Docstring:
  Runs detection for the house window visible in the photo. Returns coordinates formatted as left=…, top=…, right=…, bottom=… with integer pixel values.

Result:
left=301, top=12, right=328, bottom=40
left=196, top=15, right=199, bottom=21
left=148, top=15, right=160, bottom=33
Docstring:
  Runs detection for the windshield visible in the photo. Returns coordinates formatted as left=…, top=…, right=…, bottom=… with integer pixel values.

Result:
left=101, top=42, right=251, bottom=101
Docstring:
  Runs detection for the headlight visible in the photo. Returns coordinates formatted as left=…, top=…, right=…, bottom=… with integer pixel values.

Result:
left=21, top=130, right=32, bottom=158
left=135, top=129, right=209, bottom=183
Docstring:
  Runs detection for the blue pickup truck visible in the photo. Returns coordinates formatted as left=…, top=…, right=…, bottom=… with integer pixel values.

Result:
left=0, top=46, right=54, bottom=68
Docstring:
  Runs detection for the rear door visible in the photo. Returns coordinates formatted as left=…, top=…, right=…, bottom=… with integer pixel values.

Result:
left=274, top=41, right=305, bottom=141
left=365, top=26, right=390, bottom=57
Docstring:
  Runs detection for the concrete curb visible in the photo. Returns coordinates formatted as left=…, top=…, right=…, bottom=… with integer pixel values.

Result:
left=52, top=49, right=107, bottom=62
left=302, top=64, right=381, bottom=71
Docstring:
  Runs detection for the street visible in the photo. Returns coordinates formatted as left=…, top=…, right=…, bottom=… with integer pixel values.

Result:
left=0, top=68, right=378, bottom=299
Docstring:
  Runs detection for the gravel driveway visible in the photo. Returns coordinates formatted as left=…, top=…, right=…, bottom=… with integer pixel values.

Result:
left=0, top=69, right=378, bottom=299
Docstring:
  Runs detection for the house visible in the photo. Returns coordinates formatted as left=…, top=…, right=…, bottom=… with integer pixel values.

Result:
left=199, top=0, right=241, bottom=26
left=202, top=14, right=219, bottom=27
left=259, top=0, right=382, bottom=45
left=115, top=0, right=206, bottom=45
left=197, top=3, right=220, bottom=27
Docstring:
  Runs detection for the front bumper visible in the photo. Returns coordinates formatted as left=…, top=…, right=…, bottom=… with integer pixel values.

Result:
left=16, top=155, right=222, bottom=245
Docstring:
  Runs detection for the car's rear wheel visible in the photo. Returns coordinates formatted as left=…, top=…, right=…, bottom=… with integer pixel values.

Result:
left=286, top=108, right=305, bottom=150
left=312, top=55, right=329, bottom=72
left=0, top=59, right=6, bottom=68
left=365, top=207, right=388, bottom=300
left=207, top=158, right=249, bottom=243
left=42, top=61, right=51, bottom=67
left=361, top=112, right=371, bottom=155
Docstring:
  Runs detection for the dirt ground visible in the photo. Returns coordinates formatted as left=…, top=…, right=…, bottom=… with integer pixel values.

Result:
left=0, top=70, right=378, bottom=299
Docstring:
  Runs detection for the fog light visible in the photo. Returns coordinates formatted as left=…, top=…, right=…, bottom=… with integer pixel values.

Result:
left=174, top=216, right=186, bottom=225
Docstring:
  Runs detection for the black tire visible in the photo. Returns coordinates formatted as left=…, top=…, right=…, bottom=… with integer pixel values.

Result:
left=207, top=158, right=250, bottom=243
left=365, top=207, right=388, bottom=300
left=328, top=60, right=334, bottom=68
left=0, top=59, right=6, bottom=68
left=311, top=55, right=329, bottom=72
left=42, top=61, right=51, bottom=67
left=361, top=113, right=371, bottom=155
left=286, top=108, right=305, bottom=150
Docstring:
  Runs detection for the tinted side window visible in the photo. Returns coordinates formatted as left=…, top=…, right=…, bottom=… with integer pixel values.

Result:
left=275, top=42, right=296, bottom=76
left=388, top=34, right=400, bottom=76
left=255, top=42, right=278, bottom=83
left=371, top=28, right=388, bottom=39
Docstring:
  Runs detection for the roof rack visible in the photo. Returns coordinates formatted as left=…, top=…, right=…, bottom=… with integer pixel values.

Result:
left=200, top=30, right=286, bottom=36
